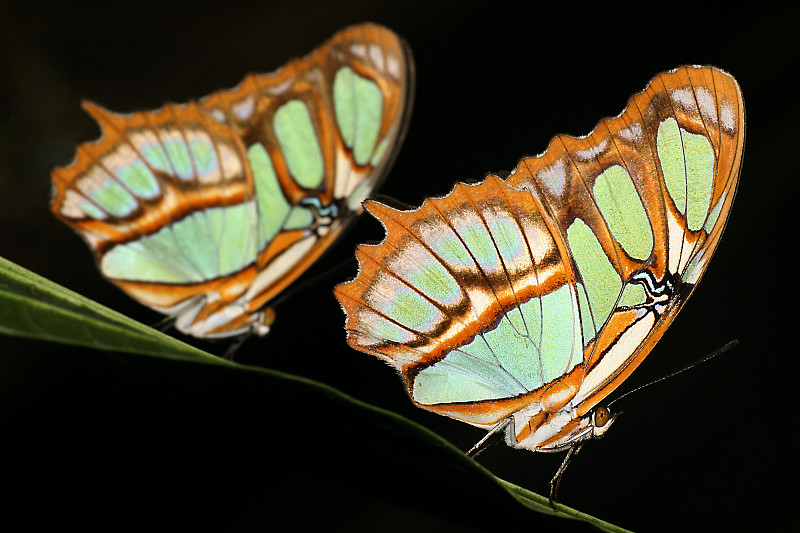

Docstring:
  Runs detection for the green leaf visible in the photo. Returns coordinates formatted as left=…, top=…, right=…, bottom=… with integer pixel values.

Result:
left=0, top=254, right=630, bottom=531
left=0, top=255, right=222, bottom=364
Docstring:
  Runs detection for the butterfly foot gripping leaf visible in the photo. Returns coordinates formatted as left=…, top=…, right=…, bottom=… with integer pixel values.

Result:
left=50, top=23, right=414, bottom=341
left=335, top=66, right=743, bottom=495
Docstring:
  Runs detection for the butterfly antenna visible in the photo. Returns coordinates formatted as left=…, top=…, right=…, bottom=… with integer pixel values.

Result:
left=607, top=339, right=739, bottom=409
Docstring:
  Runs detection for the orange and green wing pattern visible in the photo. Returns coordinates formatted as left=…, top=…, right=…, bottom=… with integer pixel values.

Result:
left=335, top=66, right=743, bottom=451
left=51, top=23, right=414, bottom=339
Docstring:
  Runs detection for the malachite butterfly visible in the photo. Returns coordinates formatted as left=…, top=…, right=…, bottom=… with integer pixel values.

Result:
left=50, top=23, right=413, bottom=340
left=335, top=66, right=743, bottom=483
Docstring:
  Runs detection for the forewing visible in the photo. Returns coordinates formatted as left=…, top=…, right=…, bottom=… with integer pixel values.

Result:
left=506, top=65, right=744, bottom=415
left=336, top=177, right=589, bottom=427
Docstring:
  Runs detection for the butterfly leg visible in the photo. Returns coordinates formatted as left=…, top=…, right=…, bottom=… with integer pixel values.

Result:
left=223, top=331, right=254, bottom=360
left=549, top=442, right=584, bottom=508
left=152, top=314, right=176, bottom=332
left=466, top=418, right=511, bottom=458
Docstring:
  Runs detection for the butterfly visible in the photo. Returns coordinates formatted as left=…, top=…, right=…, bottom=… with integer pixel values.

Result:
left=50, top=23, right=414, bottom=340
left=334, top=65, right=743, bottom=501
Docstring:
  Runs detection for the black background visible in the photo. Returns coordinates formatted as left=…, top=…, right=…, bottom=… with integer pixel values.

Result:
left=1, top=1, right=795, bottom=531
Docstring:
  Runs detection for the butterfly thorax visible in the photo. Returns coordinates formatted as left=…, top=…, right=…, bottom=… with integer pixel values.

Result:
left=506, top=401, right=618, bottom=452
left=169, top=287, right=279, bottom=338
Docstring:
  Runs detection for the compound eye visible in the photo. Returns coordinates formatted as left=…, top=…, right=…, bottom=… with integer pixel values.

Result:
left=594, top=406, right=611, bottom=427
left=262, top=307, right=276, bottom=328
left=253, top=307, right=276, bottom=337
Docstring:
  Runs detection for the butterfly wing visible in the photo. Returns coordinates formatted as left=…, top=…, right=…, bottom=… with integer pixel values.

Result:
left=335, top=65, right=743, bottom=450
left=50, top=23, right=413, bottom=338
left=506, top=66, right=744, bottom=440
left=336, top=176, right=587, bottom=426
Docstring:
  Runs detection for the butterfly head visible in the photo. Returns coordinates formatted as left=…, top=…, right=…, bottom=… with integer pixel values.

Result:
left=506, top=403, right=619, bottom=452
left=253, top=306, right=276, bottom=337
left=588, top=406, right=618, bottom=440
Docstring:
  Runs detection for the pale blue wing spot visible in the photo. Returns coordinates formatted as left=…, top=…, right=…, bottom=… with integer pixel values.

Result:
left=386, top=242, right=463, bottom=307
left=567, top=219, right=622, bottom=330
left=683, top=249, right=707, bottom=285
left=683, top=131, right=715, bottom=231
left=484, top=210, right=529, bottom=334
left=216, top=143, right=245, bottom=181
left=248, top=143, right=291, bottom=248
left=346, top=178, right=375, bottom=211
left=486, top=214, right=527, bottom=271
left=350, top=307, right=426, bottom=362
left=658, top=117, right=716, bottom=231
left=145, top=227, right=207, bottom=280
left=101, top=242, right=196, bottom=283
left=460, top=219, right=500, bottom=272
left=658, top=118, right=688, bottom=216
left=274, top=100, right=324, bottom=189
left=576, top=283, right=595, bottom=347
left=537, top=160, right=568, bottom=196
left=413, top=291, right=572, bottom=405
left=281, top=205, right=315, bottom=231
left=115, top=159, right=160, bottom=199
left=139, top=143, right=171, bottom=174
left=217, top=202, right=258, bottom=274
left=170, top=211, right=221, bottom=279
left=365, top=273, right=444, bottom=334
left=333, top=66, right=384, bottom=166
left=405, top=259, right=462, bottom=307
left=333, top=67, right=356, bottom=147
left=457, top=333, right=511, bottom=368
left=619, top=282, right=647, bottom=308
left=88, top=180, right=138, bottom=218
left=351, top=74, right=383, bottom=165
left=484, top=306, right=544, bottom=390
left=421, top=229, right=475, bottom=271
left=413, top=351, right=528, bottom=405
left=163, top=136, right=194, bottom=181
left=206, top=208, right=226, bottom=266
left=79, top=198, right=107, bottom=220
left=519, top=292, right=543, bottom=350
left=370, top=135, right=391, bottom=166
left=231, top=96, right=255, bottom=121
left=193, top=208, right=221, bottom=275
left=592, top=165, right=653, bottom=260
left=190, top=137, right=219, bottom=182
left=539, top=284, right=582, bottom=383
left=704, top=191, right=726, bottom=233
left=101, top=238, right=200, bottom=283
left=386, top=288, right=441, bottom=332
left=371, top=317, right=418, bottom=344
